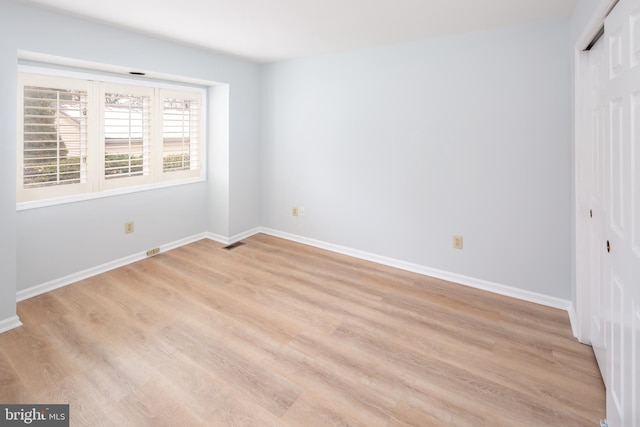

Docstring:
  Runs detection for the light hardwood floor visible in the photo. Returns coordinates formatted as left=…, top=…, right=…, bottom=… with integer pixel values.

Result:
left=0, top=234, right=604, bottom=426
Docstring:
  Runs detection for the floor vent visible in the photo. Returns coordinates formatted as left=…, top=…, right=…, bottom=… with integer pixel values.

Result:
left=222, top=241, right=245, bottom=250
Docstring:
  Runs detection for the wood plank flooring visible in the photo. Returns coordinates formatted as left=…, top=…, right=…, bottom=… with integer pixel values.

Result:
left=0, top=234, right=605, bottom=426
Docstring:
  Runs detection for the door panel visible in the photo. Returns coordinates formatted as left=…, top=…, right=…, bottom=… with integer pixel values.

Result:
left=632, top=92, right=640, bottom=256
left=609, top=274, right=624, bottom=419
left=633, top=302, right=640, bottom=427
left=609, top=98, right=625, bottom=237
left=609, top=29, right=624, bottom=79
left=632, top=11, right=640, bottom=66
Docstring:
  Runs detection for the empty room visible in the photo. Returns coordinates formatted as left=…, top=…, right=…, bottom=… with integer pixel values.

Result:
left=0, top=0, right=638, bottom=425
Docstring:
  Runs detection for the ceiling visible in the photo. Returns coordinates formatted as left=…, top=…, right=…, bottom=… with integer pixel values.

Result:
left=18, top=0, right=578, bottom=63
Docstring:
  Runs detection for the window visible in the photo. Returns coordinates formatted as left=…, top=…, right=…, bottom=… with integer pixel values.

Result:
left=17, top=70, right=205, bottom=206
left=101, top=83, right=153, bottom=190
left=19, top=75, right=90, bottom=201
left=161, top=91, right=201, bottom=176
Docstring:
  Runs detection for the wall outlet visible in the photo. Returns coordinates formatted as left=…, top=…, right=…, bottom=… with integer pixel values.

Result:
left=292, top=207, right=299, bottom=217
left=453, top=235, right=463, bottom=249
left=125, top=221, right=134, bottom=234
left=299, top=207, right=305, bottom=217
left=146, top=247, right=160, bottom=257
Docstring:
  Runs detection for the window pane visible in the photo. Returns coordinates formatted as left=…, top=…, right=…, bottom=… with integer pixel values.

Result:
left=104, top=92, right=150, bottom=180
left=163, top=97, right=200, bottom=172
left=23, top=86, right=87, bottom=189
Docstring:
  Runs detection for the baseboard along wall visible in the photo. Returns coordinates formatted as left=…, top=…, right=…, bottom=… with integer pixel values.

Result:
left=11, top=227, right=574, bottom=334
left=0, top=316, right=23, bottom=334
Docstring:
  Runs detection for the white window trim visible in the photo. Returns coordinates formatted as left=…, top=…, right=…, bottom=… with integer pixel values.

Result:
left=16, top=64, right=208, bottom=211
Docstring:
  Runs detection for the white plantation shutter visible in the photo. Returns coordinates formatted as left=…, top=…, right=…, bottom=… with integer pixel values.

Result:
left=100, top=83, right=154, bottom=189
left=101, top=84, right=153, bottom=189
left=17, top=70, right=206, bottom=205
left=161, top=89, right=201, bottom=178
left=18, top=74, right=90, bottom=202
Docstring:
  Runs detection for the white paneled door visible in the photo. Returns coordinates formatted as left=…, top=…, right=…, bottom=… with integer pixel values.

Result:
left=593, top=0, right=640, bottom=425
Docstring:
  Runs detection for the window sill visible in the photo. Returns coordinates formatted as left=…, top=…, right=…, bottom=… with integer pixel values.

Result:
left=16, top=176, right=205, bottom=211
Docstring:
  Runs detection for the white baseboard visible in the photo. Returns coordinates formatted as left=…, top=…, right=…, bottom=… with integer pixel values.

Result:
left=0, top=315, right=23, bottom=334
left=206, top=232, right=231, bottom=245
left=230, top=227, right=262, bottom=244
left=15, top=226, right=572, bottom=316
left=205, top=227, right=262, bottom=246
left=260, top=228, right=572, bottom=312
left=567, top=302, right=579, bottom=338
left=16, top=232, right=209, bottom=302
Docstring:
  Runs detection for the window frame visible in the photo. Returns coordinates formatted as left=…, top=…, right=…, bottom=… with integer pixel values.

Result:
left=17, top=65, right=207, bottom=210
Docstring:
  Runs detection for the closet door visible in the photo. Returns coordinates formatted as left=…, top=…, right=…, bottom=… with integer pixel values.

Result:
left=588, top=36, right=607, bottom=383
left=601, top=0, right=640, bottom=424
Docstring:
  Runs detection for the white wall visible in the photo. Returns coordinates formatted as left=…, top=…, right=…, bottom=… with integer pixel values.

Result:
left=0, top=23, right=19, bottom=328
left=0, top=0, right=261, bottom=304
left=261, top=19, right=572, bottom=299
